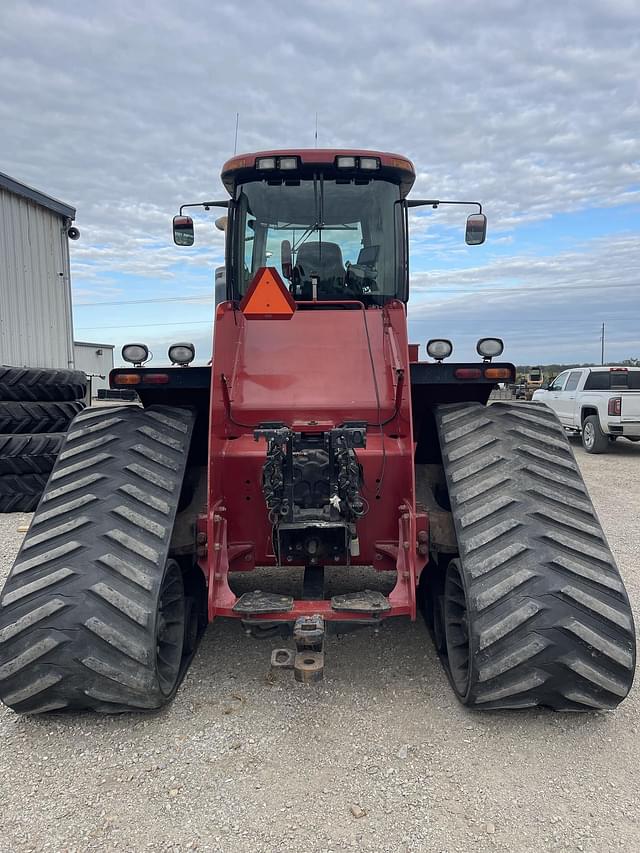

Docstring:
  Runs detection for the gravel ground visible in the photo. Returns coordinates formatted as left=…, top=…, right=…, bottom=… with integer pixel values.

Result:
left=1, top=438, right=639, bottom=853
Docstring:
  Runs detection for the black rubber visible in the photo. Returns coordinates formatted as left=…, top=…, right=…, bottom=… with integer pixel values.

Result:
left=582, top=415, right=609, bottom=454
left=434, top=401, right=636, bottom=711
left=0, top=366, right=87, bottom=402
left=0, top=404, right=196, bottom=713
left=0, top=474, right=49, bottom=513
left=0, top=433, right=65, bottom=476
left=0, top=401, right=85, bottom=435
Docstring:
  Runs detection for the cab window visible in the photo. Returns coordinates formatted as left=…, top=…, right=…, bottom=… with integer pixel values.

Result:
left=564, top=371, right=582, bottom=392
left=549, top=371, right=569, bottom=391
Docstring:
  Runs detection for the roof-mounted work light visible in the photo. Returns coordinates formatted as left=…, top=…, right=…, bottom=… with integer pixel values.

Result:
left=335, top=156, right=380, bottom=170
left=255, top=156, right=299, bottom=171
left=256, top=157, right=276, bottom=170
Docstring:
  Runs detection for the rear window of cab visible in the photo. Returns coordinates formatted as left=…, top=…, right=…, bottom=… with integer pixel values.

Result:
left=584, top=371, right=640, bottom=390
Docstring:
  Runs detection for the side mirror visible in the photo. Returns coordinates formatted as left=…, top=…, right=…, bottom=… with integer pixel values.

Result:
left=465, top=213, right=487, bottom=246
left=173, top=215, right=194, bottom=246
left=281, top=239, right=292, bottom=279
left=214, top=266, right=226, bottom=307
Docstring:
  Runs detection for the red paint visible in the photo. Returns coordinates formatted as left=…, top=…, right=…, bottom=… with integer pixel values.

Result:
left=221, top=149, right=416, bottom=196
left=199, top=293, right=428, bottom=623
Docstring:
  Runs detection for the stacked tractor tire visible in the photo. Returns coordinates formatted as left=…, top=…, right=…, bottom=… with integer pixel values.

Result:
left=0, top=367, right=87, bottom=513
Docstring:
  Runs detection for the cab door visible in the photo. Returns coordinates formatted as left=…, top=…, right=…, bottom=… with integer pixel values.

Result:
left=553, top=370, right=583, bottom=425
left=540, top=370, right=570, bottom=421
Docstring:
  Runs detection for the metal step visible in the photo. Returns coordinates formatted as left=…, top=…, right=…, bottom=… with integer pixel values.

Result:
left=233, top=590, right=294, bottom=614
left=331, top=590, right=391, bottom=614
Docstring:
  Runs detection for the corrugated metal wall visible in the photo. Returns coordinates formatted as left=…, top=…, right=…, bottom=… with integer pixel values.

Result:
left=0, top=188, right=74, bottom=368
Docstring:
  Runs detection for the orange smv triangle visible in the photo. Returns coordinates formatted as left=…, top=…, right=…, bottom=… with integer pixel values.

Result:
left=240, top=267, right=296, bottom=320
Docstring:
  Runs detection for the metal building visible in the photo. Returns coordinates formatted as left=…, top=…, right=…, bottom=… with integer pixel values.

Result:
left=73, top=341, right=115, bottom=395
left=0, top=171, right=77, bottom=369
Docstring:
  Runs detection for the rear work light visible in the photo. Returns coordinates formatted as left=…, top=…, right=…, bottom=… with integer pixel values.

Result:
left=455, top=368, right=482, bottom=379
left=122, top=343, right=149, bottom=365
left=335, top=155, right=380, bottom=170
left=359, top=157, right=380, bottom=170
left=484, top=367, right=512, bottom=380
left=476, top=338, right=504, bottom=360
left=255, top=157, right=276, bottom=170
left=608, top=397, right=622, bottom=416
left=426, top=339, right=453, bottom=361
left=256, top=156, right=299, bottom=171
left=168, top=342, right=195, bottom=366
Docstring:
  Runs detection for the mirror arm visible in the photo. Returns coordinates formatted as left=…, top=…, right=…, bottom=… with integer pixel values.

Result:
left=179, top=200, right=229, bottom=215
left=406, top=199, right=482, bottom=213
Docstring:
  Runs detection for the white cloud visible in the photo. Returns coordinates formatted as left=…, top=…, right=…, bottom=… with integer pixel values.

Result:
left=1, top=0, right=639, bottom=363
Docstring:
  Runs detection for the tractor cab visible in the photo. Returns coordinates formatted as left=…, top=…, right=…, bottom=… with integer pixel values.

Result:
left=174, top=150, right=486, bottom=306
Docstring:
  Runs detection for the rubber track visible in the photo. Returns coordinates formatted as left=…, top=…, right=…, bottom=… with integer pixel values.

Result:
left=0, top=474, right=49, bottom=513
left=0, top=433, right=65, bottom=476
left=0, top=404, right=195, bottom=713
left=0, top=366, right=87, bottom=402
left=435, top=401, right=636, bottom=711
left=0, top=401, right=85, bottom=434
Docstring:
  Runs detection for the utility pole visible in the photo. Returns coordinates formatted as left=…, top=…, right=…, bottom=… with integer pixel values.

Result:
left=601, top=322, right=605, bottom=365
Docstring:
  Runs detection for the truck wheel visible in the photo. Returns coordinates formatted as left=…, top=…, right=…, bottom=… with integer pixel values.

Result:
left=0, top=404, right=196, bottom=714
left=582, top=415, right=609, bottom=454
left=435, top=401, right=635, bottom=710
left=0, top=367, right=87, bottom=402
left=0, top=401, right=85, bottom=435
left=0, top=433, right=65, bottom=475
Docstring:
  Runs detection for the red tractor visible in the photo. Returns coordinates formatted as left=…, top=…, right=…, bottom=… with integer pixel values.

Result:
left=0, top=150, right=634, bottom=713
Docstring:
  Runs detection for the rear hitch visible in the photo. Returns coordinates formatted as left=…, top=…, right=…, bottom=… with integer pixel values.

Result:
left=271, top=614, right=325, bottom=684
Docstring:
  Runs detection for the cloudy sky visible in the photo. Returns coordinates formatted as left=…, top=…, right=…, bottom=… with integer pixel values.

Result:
left=2, top=0, right=639, bottom=366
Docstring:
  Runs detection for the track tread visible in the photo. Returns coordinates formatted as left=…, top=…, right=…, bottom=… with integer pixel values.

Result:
left=436, top=401, right=635, bottom=711
left=0, top=401, right=85, bottom=435
left=0, top=366, right=87, bottom=402
left=0, top=433, right=65, bottom=476
left=0, top=404, right=194, bottom=714
left=0, top=473, right=50, bottom=513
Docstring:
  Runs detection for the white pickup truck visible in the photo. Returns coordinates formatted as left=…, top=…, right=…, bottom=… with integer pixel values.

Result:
left=532, top=366, right=640, bottom=453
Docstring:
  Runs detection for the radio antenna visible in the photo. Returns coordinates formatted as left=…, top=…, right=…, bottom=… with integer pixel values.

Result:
left=233, top=112, right=240, bottom=155
left=315, top=112, right=318, bottom=146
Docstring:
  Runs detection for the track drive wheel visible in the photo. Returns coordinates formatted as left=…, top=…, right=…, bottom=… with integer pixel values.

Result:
left=0, top=404, right=196, bottom=714
left=435, top=401, right=636, bottom=711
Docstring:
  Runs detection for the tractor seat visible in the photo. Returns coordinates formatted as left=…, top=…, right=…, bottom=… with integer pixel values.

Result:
left=293, top=242, right=345, bottom=298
